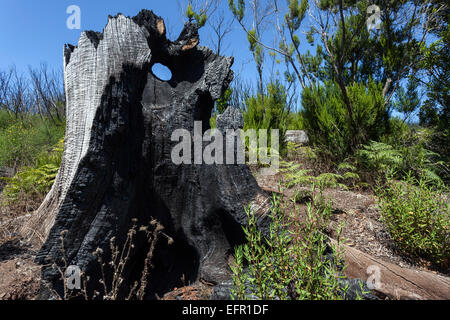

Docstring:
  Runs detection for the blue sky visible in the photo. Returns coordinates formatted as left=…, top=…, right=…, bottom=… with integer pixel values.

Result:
left=0, top=0, right=260, bottom=81
left=0, top=1, right=423, bottom=121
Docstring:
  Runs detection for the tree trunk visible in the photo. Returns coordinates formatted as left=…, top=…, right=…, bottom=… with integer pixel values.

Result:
left=22, top=10, right=271, bottom=299
left=330, top=239, right=450, bottom=300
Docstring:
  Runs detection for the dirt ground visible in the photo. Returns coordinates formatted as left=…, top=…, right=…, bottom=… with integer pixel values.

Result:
left=255, top=170, right=449, bottom=277
left=0, top=166, right=448, bottom=300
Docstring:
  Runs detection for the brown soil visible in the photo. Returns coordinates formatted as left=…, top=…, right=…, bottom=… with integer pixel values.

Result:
left=0, top=164, right=448, bottom=300
left=162, top=281, right=214, bottom=300
left=0, top=200, right=42, bottom=300
left=255, top=169, right=449, bottom=276
left=0, top=256, right=40, bottom=300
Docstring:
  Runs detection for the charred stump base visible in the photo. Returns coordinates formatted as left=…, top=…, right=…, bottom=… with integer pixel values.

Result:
left=32, top=10, right=271, bottom=299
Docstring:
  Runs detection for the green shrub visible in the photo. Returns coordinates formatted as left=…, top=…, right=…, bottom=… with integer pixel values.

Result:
left=301, top=79, right=387, bottom=161
left=243, top=81, right=290, bottom=153
left=280, top=160, right=351, bottom=190
left=355, top=140, right=444, bottom=186
left=210, top=88, right=233, bottom=129
left=0, top=120, right=38, bottom=168
left=0, top=110, right=16, bottom=130
left=377, top=175, right=450, bottom=268
left=0, top=114, right=65, bottom=168
left=230, top=191, right=353, bottom=300
left=2, top=138, right=64, bottom=206
left=287, top=112, right=304, bottom=130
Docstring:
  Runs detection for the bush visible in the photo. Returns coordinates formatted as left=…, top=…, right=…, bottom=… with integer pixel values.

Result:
left=354, top=139, right=445, bottom=186
left=2, top=138, right=64, bottom=207
left=377, top=175, right=450, bottom=268
left=280, top=160, right=355, bottom=190
left=301, top=79, right=387, bottom=161
left=243, top=81, right=290, bottom=153
left=230, top=191, right=355, bottom=300
left=287, top=112, right=304, bottom=130
left=0, top=112, right=65, bottom=169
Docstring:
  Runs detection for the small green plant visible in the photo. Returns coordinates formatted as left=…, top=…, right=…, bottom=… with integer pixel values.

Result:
left=230, top=190, right=351, bottom=300
left=0, top=112, right=65, bottom=169
left=280, top=160, right=349, bottom=190
left=300, top=79, right=387, bottom=162
left=185, top=3, right=208, bottom=27
left=2, top=138, right=64, bottom=207
left=377, top=174, right=450, bottom=268
left=355, top=140, right=445, bottom=186
left=337, top=162, right=361, bottom=188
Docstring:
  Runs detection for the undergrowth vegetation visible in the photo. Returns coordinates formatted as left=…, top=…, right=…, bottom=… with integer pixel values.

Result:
left=0, top=0, right=448, bottom=301
left=0, top=110, right=65, bottom=169
left=230, top=188, right=362, bottom=300
left=2, top=138, right=63, bottom=208
left=0, top=109, right=65, bottom=213
left=377, top=175, right=449, bottom=268
left=50, top=219, right=171, bottom=300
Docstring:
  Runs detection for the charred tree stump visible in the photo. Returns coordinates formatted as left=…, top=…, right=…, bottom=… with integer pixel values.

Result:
left=25, top=10, right=271, bottom=299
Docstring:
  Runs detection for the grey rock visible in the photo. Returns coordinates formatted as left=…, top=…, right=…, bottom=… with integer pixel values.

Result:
left=285, top=130, right=309, bottom=145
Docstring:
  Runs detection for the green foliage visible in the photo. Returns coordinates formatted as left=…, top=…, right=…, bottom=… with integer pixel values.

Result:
left=356, top=141, right=402, bottom=175
left=286, top=111, right=304, bottom=130
left=216, top=88, right=233, bottom=115
left=286, top=0, right=309, bottom=30
left=280, top=160, right=349, bottom=190
left=0, top=110, right=16, bottom=130
left=301, top=79, right=387, bottom=160
left=243, top=81, right=290, bottom=152
left=230, top=191, right=351, bottom=300
left=394, top=78, right=421, bottom=123
left=419, top=12, right=449, bottom=130
left=2, top=138, right=64, bottom=205
left=0, top=111, right=65, bottom=169
left=228, top=0, right=245, bottom=22
left=210, top=88, right=233, bottom=129
left=355, top=138, right=445, bottom=186
left=377, top=175, right=450, bottom=268
left=185, top=3, right=207, bottom=27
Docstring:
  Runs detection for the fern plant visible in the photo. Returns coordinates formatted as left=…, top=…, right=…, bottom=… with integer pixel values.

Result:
left=355, top=140, right=444, bottom=186
left=280, top=160, right=349, bottom=189
left=2, top=138, right=64, bottom=205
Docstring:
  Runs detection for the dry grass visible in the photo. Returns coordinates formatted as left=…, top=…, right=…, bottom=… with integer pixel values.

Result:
left=46, top=218, right=173, bottom=300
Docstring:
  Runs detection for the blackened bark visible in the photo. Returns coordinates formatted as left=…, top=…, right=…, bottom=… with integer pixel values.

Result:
left=30, top=10, right=271, bottom=299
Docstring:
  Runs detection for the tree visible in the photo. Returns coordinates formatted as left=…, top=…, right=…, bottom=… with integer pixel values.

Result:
left=0, top=69, right=11, bottom=111
left=7, top=66, right=31, bottom=118
left=207, top=10, right=234, bottom=56
left=29, top=64, right=65, bottom=124
left=183, top=0, right=220, bottom=27
left=229, top=0, right=439, bottom=158
left=419, top=1, right=449, bottom=129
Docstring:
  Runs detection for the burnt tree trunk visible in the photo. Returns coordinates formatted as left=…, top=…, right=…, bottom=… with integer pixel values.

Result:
left=25, top=10, right=271, bottom=299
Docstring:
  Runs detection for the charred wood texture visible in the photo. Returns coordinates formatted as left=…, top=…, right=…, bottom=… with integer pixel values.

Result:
left=25, top=10, right=271, bottom=299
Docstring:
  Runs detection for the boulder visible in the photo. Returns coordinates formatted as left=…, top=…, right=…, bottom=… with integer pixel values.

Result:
left=284, top=130, right=309, bottom=145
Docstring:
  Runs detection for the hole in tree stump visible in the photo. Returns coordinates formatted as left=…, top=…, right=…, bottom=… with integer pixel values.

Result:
left=151, top=63, right=172, bottom=81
